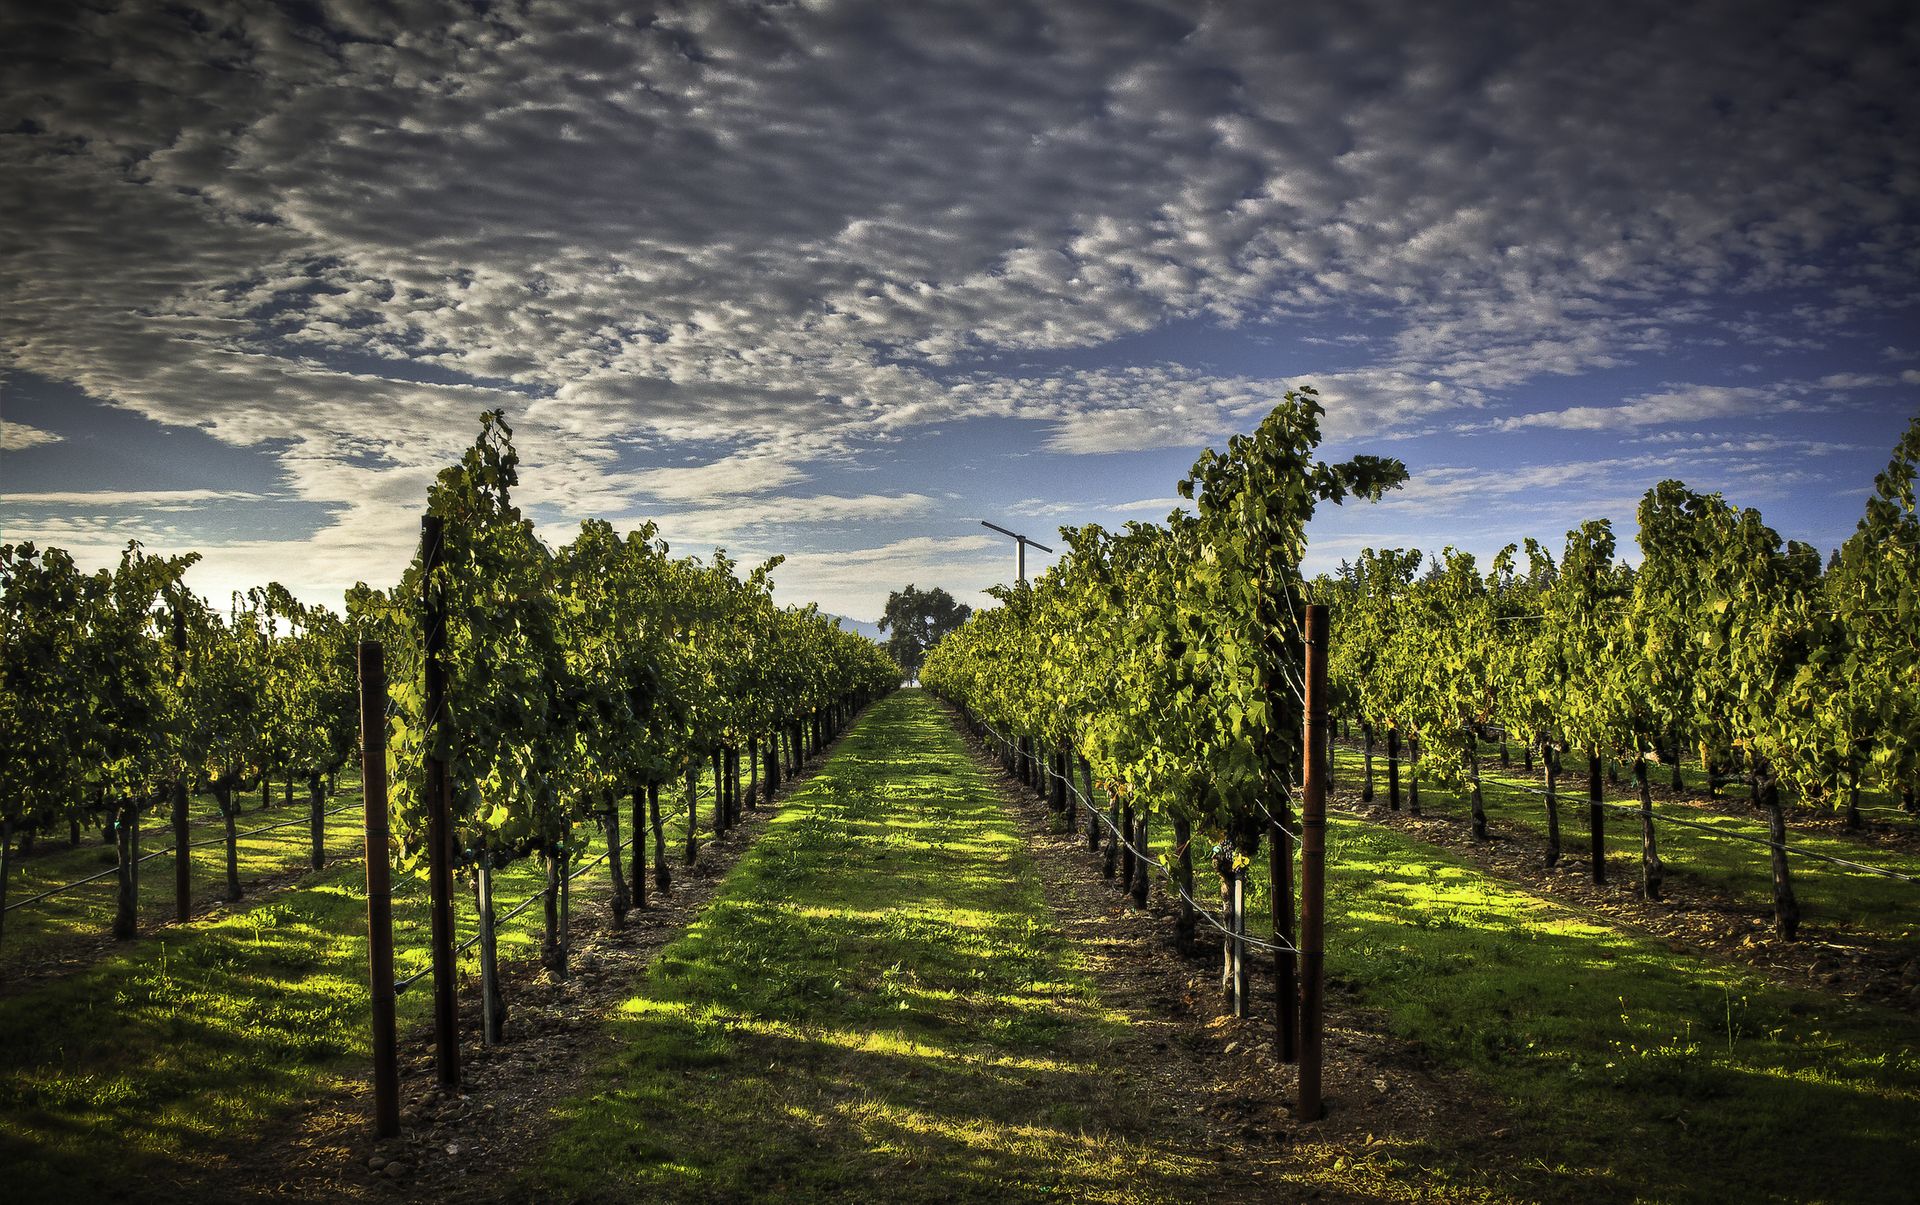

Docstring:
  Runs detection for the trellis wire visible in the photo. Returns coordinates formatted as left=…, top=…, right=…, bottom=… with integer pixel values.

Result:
left=1468, top=773, right=1920, bottom=885
left=5, top=802, right=360, bottom=913
left=395, top=772, right=726, bottom=991
left=977, top=717, right=1299, bottom=955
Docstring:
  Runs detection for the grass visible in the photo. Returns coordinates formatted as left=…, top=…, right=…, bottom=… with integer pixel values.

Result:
left=0, top=763, right=726, bottom=1200
left=1321, top=820, right=1920, bottom=1202
left=1083, top=742, right=1920, bottom=1202
left=531, top=691, right=1233, bottom=1203
left=1, top=772, right=374, bottom=969
left=1327, top=742, right=1920, bottom=949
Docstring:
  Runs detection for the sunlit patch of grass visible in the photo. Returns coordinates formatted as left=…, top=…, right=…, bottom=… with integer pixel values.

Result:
left=1327, top=744, right=1920, bottom=946
left=531, top=691, right=1228, bottom=1203
left=1290, top=816, right=1920, bottom=1203
left=0, top=762, right=734, bottom=1200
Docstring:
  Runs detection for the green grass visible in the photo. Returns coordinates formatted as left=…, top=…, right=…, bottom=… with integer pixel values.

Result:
left=1321, top=819, right=1920, bottom=1203
left=532, top=691, right=1238, bottom=1203
left=1327, top=743, right=1920, bottom=949
left=0, top=764, right=727, bottom=1200
left=1091, top=747, right=1920, bottom=1202
left=1, top=773, right=374, bottom=969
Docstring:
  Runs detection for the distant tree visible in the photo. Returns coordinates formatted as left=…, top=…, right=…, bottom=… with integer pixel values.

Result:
left=878, top=585, right=972, bottom=682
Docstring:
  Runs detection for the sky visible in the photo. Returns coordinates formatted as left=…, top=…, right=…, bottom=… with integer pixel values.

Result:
left=1, top=0, right=1917, bottom=622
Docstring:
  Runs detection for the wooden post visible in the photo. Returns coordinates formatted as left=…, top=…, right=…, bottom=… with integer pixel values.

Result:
left=1232, top=873, right=1250, bottom=1018
left=650, top=781, right=669, bottom=893
left=421, top=515, right=460, bottom=1089
left=113, top=796, right=137, bottom=940
left=1387, top=727, right=1401, bottom=810
left=746, top=735, right=760, bottom=811
left=1543, top=741, right=1561, bottom=867
left=631, top=783, right=648, bottom=910
left=0, top=817, right=12, bottom=950
left=605, top=790, right=629, bottom=926
left=1271, top=803, right=1297, bottom=1064
left=173, top=607, right=191, bottom=923
left=358, top=641, right=400, bottom=1138
left=476, top=857, right=503, bottom=1045
left=1297, top=604, right=1329, bottom=1120
left=1081, top=755, right=1099, bottom=851
left=1361, top=722, right=1375, bottom=802
left=684, top=767, right=699, bottom=864
left=1588, top=751, right=1606, bottom=886
left=308, top=770, right=325, bottom=870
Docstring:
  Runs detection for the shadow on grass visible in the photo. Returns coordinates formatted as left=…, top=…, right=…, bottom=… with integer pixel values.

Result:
left=531, top=692, right=1224, bottom=1205
left=1320, top=822, right=1920, bottom=1204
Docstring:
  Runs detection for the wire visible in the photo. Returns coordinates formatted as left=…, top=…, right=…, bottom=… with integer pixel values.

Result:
left=5, top=802, right=363, bottom=913
left=187, top=803, right=358, bottom=850
left=977, top=716, right=1299, bottom=955
left=1468, top=774, right=1920, bottom=885
left=396, top=831, right=637, bottom=993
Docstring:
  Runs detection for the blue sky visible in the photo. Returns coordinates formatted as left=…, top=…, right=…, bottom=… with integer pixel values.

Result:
left=2, top=0, right=1916, bottom=620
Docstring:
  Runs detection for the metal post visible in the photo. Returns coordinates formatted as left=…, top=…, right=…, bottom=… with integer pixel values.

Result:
left=1297, top=604, right=1328, bottom=1121
left=358, top=641, right=400, bottom=1137
left=980, top=520, right=1052, bottom=586
left=421, top=515, right=460, bottom=1090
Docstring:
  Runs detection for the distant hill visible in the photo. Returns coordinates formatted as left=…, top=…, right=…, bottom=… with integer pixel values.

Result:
left=828, top=614, right=885, bottom=643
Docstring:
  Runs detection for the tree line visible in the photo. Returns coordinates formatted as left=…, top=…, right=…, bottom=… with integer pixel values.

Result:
left=1320, top=413, right=1920, bottom=936
left=0, top=411, right=900, bottom=983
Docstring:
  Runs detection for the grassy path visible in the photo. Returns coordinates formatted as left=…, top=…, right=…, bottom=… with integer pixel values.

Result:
left=1, top=773, right=374, bottom=973
left=0, top=764, right=728, bottom=1200
left=531, top=690, right=1226, bottom=1203
left=1326, top=740, right=1920, bottom=948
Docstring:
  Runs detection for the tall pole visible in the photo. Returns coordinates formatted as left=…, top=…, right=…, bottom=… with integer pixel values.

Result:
left=172, top=605, right=191, bottom=924
left=421, top=515, right=460, bottom=1090
left=358, top=641, right=400, bottom=1138
left=980, top=520, right=1053, bottom=587
left=1297, top=603, right=1329, bottom=1121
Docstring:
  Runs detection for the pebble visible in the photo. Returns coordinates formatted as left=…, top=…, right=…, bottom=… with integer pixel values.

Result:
left=367, top=1155, right=388, bottom=1172
left=384, top=1161, right=410, bottom=1178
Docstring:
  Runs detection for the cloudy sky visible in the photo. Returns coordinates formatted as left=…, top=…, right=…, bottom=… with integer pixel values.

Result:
left=2, top=0, right=1916, bottom=621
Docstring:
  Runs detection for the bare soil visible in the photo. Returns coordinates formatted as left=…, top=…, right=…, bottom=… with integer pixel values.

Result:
left=195, top=768, right=813, bottom=1204
left=960, top=721, right=1524, bottom=1201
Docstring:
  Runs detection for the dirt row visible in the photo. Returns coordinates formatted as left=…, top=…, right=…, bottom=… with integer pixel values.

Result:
left=196, top=754, right=834, bottom=1204
left=952, top=713, right=1519, bottom=1202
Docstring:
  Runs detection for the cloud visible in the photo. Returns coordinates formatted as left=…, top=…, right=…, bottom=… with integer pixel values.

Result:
left=0, top=0, right=1913, bottom=612
left=556, top=491, right=941, bottom=549
left=2, top=488, right=264, bottom=505
left=769, top=534, right=1008, bottom=621
left=1, top=420, right=63, bottom=451
left=1492, top=385, right=1789, bottom=432
left=952, top=363, right=1481, bottom=455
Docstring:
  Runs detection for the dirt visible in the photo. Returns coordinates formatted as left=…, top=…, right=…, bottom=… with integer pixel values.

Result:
left=955, top=717, right=1523, bottom=1201
left=187, top=759, right=824, bottom=1205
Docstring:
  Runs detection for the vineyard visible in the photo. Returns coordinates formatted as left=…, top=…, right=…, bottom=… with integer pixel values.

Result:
left=2, top=398, right=1918, bottom=1202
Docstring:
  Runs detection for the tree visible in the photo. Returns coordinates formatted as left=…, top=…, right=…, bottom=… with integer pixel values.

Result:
left=1, top=543, right=92, bottom=944
left=878, top=585, right=971, bottom=682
